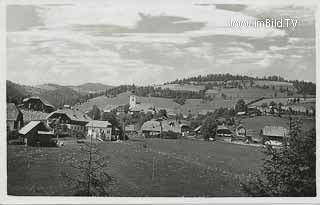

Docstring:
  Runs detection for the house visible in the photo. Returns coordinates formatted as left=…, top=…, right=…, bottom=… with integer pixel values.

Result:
left=141, top=120, right=161, bottom=137
left=193, top=125, right=202, bottom=134
left=125, top=124, right=137, bottom=134
left=47, top=108, right=91, bottom=133
left=18, top=121, right=54, bottom=146
left=235, top=125, right=246, bottom=138
left=22, top=96, right=56, bottom=113
left=260, top=126, right=289, bottom=146
left=216, top=125, right=233, bottom=142
left=140, top=119, right=181, bottom=138
left=7, top=103, right=24, bottom=132
left=180, top=123, right=191, bottom=137
left=86, top=120, right=112, bottom=141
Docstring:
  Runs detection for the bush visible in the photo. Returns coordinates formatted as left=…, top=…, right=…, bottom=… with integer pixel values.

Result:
left=242, top=120, right=316, bottom=196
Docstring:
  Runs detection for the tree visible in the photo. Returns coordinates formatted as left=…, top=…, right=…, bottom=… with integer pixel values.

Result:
left=157, top=109, right=167, bottom=118
left=269, top=101, right=277, bottom=107
left=88, top=105, right=101, bottom=120
left=61, top=140, right=113, bottom=196
left=173, top=97, right=186, bottom=105
left=235, top=99, right=247, bottom=113
left=242, top=120, right=316, bottom=196
left=201, top=115, right=218, bottom=140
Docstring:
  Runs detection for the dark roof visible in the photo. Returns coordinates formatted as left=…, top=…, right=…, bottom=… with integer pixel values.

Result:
left=23, top=96, right=55, bottom=109
left=7, top=103, right=21, bottom=121
left=47, top=109, right=92, bottom=122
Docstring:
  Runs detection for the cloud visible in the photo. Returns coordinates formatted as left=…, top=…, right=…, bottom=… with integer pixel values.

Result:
left=6, top=2, right=316, bottom=85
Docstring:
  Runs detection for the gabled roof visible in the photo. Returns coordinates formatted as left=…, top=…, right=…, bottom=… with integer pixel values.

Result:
left=86, top=120, right=111, bottom=128
left=18, top=121, right=41, bottom=135
left=141, top=120, right=161, bottom=132
left=7, top=103, right=21, bottom=121
left=194, top=125, right=202, bottom=132
left=23, top=96, right=55, bottom=109
left=262, top=126, right=289, bottom=137
left=141, top=119, right=181, bottom=133
left=217, top=125, right=230, bottom=131
left=47, top=109, right=91, bottom=122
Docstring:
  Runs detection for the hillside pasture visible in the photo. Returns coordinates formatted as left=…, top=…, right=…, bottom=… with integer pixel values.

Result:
left=7, top=138, right=264, bottom=196
left=75, top=92, right=181, bottom=112
left=250, top=97, right=316, bottom=107
left=254, top=80, right=296, bottom=91
left=157, top=84, right=205, bottom=92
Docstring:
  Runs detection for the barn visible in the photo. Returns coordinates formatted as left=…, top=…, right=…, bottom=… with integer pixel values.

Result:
left=18, top=121, right=55, bottom=146
left=22, top=96, right=56, bottom=113
left=260, top=126, right=289, bottom=146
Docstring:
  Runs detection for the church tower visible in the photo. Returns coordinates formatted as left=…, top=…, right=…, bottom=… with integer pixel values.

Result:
left=129, top=94, right=136, bottom=108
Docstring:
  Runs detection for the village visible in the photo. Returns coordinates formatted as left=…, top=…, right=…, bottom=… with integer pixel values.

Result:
left=7, top=90, right=315, bottom=148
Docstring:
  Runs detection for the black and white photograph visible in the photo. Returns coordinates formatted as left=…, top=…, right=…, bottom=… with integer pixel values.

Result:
left=2, top=0, right=319, bottom=203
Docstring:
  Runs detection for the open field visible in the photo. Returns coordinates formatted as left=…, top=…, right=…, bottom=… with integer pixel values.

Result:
left=8, top=138, right=264, bottom=196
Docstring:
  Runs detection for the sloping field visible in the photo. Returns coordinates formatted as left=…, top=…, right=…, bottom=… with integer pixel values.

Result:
left=254, top=80, right=296, bottom=91
left=157, top=84, right=205, bottom=92
left=7, top=138, right=264, bottom=196
left=206, top=87, right=288, bottom=99
left=250, top=97, right=316, bottom=107
left=75, top=92, right=180, bottom=112
left=75, top=92, right=250, bottom=114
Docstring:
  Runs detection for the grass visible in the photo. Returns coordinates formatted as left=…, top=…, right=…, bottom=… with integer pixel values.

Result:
left=7, top=138, right=264, bottom=196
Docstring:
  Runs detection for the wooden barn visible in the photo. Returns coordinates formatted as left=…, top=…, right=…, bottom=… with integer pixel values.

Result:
left=18, top=121, right=54, bottom=146
left=22, top=96, right=56, bottom=113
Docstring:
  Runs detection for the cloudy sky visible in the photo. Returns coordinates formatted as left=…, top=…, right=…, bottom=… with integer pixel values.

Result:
left=7, top=0, right=316, bottom=86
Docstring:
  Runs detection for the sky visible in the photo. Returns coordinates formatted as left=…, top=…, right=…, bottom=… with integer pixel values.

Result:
left=6, top=0, right=316, bottom=86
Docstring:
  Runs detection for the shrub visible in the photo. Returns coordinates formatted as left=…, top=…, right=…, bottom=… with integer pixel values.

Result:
left=242, top=120, right=316, bottom=196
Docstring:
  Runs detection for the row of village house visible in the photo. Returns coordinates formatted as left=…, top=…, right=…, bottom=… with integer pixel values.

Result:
left=7, top=95, right=292, bottom=146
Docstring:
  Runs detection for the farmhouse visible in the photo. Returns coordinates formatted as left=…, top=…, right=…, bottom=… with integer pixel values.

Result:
left=125, top=124, right=137, bottom=134
left=260, top=126, right=289, bottom=145
left=141, top=120, right=161, bottom=137
left=86, top=120, right=112, bottom=141
left=18, top=121, right=54, bottom=146
left=216, top=125, right=233, bottom=141
left=7, top=103, right=24, bottom=131
left=22, top=96, right=56, bottom=113
left=141, top=119, right=181, bottom=138
left=47, top=108, right=91, bottom=133
left=235, top=125, right=246, bottom=138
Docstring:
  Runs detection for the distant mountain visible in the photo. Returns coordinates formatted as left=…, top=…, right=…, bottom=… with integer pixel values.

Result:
left=68, top=83, right=113, bottom=94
